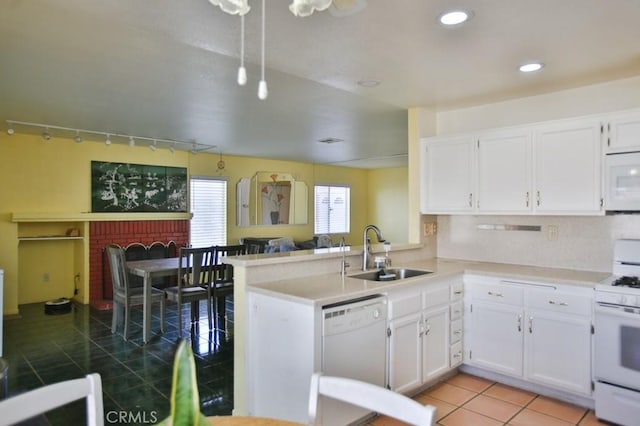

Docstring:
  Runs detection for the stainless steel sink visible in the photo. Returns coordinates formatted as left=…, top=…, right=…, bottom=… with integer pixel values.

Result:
left=349, top=268, right=432, bottom=282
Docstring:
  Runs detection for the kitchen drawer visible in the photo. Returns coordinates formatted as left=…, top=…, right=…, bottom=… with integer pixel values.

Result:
left=527, top=288, right=592, bottom=316
left=388, top=293, right=422, bottom=319
left=423, top=285, right=450, bottom=309
left=450, top=301, right=463, bottom=320
left=450, top=341, right=463, bottom=367
left=450, top=282, right=464, bottom=301
left=470, top=282, right=524, bottom=306
left=450, top=318, right=463, bottom=343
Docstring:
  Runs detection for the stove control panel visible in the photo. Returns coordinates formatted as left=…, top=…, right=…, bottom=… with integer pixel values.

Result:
left=596, top=290, right=640, bottom=308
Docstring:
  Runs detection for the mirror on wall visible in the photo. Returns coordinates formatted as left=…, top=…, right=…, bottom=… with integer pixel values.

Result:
left=237, top=172, right=308, bottom=226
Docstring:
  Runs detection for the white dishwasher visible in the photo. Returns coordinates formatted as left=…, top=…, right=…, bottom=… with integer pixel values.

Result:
left=321, top=294, right=387, bottom=425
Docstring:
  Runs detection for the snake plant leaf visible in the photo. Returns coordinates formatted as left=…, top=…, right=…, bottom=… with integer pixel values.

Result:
left=156, top=340, right=208, bottom=426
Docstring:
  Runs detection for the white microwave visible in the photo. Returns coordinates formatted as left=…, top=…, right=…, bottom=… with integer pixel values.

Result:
left=605, top=151, right=640, bottom=211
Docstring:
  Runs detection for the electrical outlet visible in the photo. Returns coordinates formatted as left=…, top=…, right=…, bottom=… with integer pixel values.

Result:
left=42, top=273, right=50, bottom=282
left=423, top=222, right=437, bottom=237
left=547, top=225, right=559, bottom=241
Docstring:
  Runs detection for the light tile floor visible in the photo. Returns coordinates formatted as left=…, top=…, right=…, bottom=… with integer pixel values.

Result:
left=370, top=373, right=611, bottom=426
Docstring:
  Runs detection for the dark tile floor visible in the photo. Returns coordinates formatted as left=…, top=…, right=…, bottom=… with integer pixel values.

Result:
left=2, top=300, right=234, bottom=425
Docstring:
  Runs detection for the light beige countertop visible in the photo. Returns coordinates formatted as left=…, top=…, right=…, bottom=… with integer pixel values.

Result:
left=225, top=243, right=422, bottom=267
left=246, top=258, right=610, bottom=306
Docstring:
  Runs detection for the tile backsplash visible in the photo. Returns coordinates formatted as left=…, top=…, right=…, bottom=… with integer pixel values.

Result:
left=436, top=214, right=640, bottom=272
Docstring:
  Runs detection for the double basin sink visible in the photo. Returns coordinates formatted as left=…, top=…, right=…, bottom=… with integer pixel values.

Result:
left=350, top=268, right=432, bottom=282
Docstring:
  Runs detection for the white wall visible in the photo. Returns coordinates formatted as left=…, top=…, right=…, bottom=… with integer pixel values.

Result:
left=437, top=75, right=640, bottom=135
left=424, top=75, right=640, bottom=272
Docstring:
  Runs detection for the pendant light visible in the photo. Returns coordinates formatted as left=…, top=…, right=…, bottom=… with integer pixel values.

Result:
left=289, top=0, right=332, bottom=17
left=237, top=14, right=247, bottom=86
left=208, top=0, right=250, bottom=15
left=257, top=0, right=268, bottom=100
left=209, top=0, right=337, bottom=100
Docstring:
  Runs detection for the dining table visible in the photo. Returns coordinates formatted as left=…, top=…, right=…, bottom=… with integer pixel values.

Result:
left=126, top=256, right=181, bottom=343
left=207, top=416, right=303, bottom=425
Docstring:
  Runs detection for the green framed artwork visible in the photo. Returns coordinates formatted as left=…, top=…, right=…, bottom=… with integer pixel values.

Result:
left=91, top=161, right=187, bottom=212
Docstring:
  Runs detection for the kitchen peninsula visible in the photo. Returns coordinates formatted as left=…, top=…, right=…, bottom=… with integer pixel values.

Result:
left=226, top=245, right=608, bottom=423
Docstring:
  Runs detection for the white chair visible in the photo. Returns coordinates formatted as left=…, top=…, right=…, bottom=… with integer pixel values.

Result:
left=0, top=373, right=104, bottom=426
left=308, top=372, right=436, bottom=426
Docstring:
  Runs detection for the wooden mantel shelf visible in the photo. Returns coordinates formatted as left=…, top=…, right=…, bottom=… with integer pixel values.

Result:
left=11, top=212, right=193, bottom=222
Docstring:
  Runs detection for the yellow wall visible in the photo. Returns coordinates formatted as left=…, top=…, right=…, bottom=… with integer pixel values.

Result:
left=1, top=132, right=401, bottom=315
left=367, top=167, right=408, bottom=244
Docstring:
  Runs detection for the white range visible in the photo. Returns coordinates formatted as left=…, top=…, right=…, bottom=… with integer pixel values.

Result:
left=594, top=239, right=640, bottom=426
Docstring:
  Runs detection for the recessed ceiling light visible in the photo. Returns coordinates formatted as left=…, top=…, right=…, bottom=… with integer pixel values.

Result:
left=519, top=62, right=544, bottom=73
left=438, top=10, right=472, bottom=26
left=357, top=79, right=381, bottom=88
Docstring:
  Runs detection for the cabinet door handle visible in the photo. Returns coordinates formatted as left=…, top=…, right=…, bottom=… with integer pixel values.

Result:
left=469, top=193, right=473, bottom=207
left=536, top=191, right=541, bottom=207
left=529, top=316, right=533, bottom=333
left=453, top=330, right=462, bottom=335
left=454, top=290, right=463, bottom=295
left=548, top=300, right=568, bottom=306
left=453, top=351, right=462, bottom=359
left=488, top=291, right=503, bottom=297
left=517, top=314, right=522, bottom=332
left=525, top=191, right=530, bottom=207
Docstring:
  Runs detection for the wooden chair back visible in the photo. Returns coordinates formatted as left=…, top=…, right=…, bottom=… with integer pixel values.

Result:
left=213, top=244, right=247, bottom=286
left=178, top=246, right=215, bottom=288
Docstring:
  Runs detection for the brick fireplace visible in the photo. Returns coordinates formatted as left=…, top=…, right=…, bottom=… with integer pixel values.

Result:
left=89, top=220, right=189, bottom=309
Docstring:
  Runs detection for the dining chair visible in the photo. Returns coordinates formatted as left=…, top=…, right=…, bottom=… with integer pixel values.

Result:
left=123, top=242, right=148, bottom=287
left=165, top=246, right=214, bottom=338
left=308, top=372, right=436, bottom=426
left=210, top=244, right=247, bottom=329
left=0, top=373, right=104, bottom=426
left=106, top=244, right=166, bottom=341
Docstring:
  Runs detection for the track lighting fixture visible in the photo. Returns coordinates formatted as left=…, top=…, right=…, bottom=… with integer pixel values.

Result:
left=4, top=120, right=215, bottom=153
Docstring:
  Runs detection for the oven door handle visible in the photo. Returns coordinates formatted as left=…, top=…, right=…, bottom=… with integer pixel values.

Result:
left=595, top=303, right=640, bottom=320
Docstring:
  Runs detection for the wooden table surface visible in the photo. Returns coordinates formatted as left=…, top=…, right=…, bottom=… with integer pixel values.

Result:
left=208, top=416, right=303, bottom=425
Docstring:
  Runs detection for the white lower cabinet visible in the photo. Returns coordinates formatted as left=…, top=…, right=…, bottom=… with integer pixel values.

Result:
left=388, top=279, right=463, bottom=393
left=422, top=305, right=450, bottom=382
left=465, top=275, right=593, bottom=397
left=389, top=312, right=423, bottom=393
left=469, top=301, right=524, bottom=377
left=525, top=308, right=591, bottom=394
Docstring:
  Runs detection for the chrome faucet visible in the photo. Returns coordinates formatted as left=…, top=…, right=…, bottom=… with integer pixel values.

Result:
left=362, top=225, right=385, bottom=271
left=339, top=237, right=349, bottom=276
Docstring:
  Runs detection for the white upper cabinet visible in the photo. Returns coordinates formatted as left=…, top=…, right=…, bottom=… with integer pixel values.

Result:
left=420, top=112, right=607, bottom=215
left=533, top=118, right=602, bottom=214
left=604, top=109, right=640, bottom=153
left=421, top=136, right=475, bottom=213
left=477, top=130, right=532, bottom=213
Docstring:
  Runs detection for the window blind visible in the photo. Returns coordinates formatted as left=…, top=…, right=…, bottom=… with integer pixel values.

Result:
left=190, top=177, right=227, bottom=248
left=314, top=185, right=350, bottom=234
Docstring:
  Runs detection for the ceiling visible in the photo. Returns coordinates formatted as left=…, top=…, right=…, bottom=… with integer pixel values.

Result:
left=1, top=0, right=639, bottom=168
